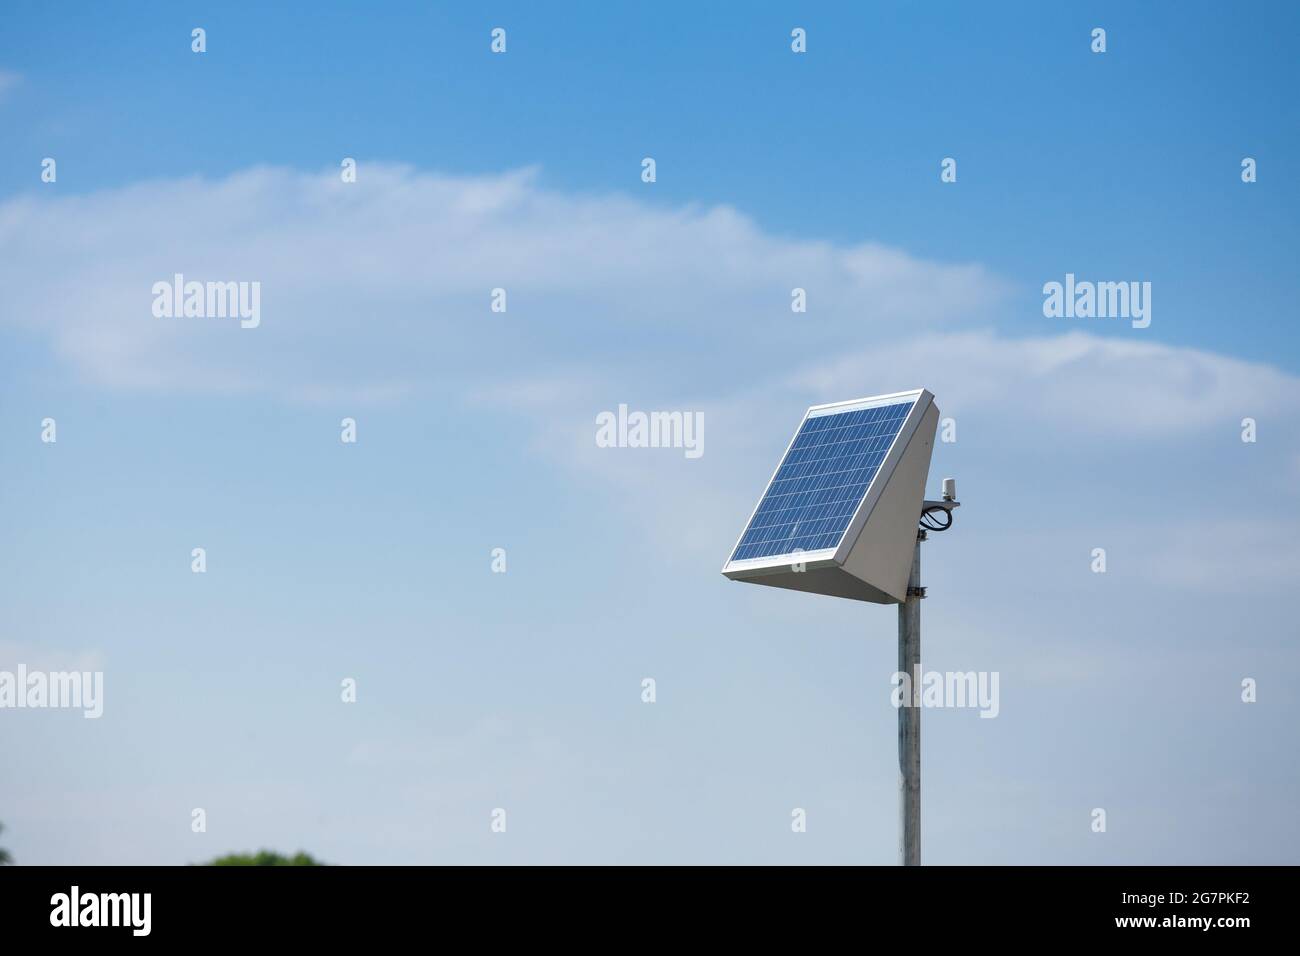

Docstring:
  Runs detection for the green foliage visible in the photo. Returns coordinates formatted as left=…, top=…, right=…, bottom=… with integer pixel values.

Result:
left=202, top=849, right=325, bottom=866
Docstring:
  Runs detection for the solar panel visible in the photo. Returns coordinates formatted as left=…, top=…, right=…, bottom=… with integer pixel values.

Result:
left=729, top=398, right=916, bottom=562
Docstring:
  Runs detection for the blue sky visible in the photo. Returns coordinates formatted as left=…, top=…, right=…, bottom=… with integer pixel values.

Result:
left=1, top=2, right=1298, bottom=864
left=4, top=2, right=1298, bottom=367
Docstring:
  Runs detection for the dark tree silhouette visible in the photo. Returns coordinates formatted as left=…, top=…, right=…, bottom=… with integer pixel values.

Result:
left=202, top=849, right=324, bottom=866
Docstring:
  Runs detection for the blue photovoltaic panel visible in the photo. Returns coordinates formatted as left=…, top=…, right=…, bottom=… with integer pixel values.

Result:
left=729, top=400, right=914, bottom=562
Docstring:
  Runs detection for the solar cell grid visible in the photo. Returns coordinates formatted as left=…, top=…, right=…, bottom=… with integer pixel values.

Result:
left=729, top=400, right=914, bottom=562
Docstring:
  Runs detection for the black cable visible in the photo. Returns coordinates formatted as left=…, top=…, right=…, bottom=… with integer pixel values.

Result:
left=919, top=505, right=953, bottom=532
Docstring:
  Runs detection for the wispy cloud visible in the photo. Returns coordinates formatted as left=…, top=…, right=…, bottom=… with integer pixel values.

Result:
left=0, top=69, right=21, bottom=101
left=7, top=161, right=1298, bottom=590
left=488, top=329, right=1300, bottom=577
left=0, top=163, right=1009, bottom=400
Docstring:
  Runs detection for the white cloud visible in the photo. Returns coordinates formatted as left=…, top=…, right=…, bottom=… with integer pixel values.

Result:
left=0, top=164, right=1009, bottom=400
left=490, top=330, right=1300, bottom=573
left=7, top=162, right=1298, bottom=586
left=788, top=330, right=1300, bottom=434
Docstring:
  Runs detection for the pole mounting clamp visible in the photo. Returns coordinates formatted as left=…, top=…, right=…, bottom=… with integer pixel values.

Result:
left=907, top=585, right=926, bottom=598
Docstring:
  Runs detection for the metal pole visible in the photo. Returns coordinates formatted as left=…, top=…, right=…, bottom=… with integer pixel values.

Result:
left=898, top=531, right=923, bottom=865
